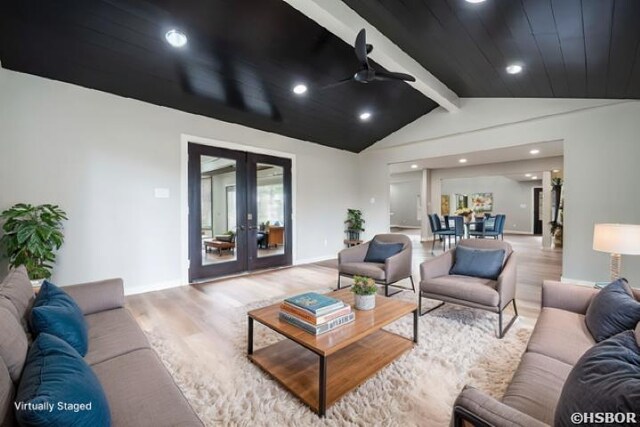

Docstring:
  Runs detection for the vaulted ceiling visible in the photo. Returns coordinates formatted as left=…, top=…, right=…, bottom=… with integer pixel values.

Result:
left=344, top=0, right=640, bottom=99
left=1, top=1, right=639, bottom=153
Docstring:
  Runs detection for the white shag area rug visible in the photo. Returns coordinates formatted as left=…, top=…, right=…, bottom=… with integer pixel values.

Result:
left=146, top=292, right=531, bottom=427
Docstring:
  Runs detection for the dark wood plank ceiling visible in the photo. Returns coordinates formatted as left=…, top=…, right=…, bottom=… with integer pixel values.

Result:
left=0, top=0, right=436, bottom=153
left=343, top=0, right=640, bottom=99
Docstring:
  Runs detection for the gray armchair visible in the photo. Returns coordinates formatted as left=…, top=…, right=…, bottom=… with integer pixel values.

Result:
left=338, top=234, right=414, bottom=297
left=419, top=239, right=517, bottom=338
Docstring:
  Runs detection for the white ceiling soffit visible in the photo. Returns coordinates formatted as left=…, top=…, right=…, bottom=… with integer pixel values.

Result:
left=282, top=0, right=460, bottom=112
left=389, top=140, right=564, bottom=174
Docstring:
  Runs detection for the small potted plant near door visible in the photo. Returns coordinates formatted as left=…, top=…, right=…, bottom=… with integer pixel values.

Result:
left=352, top=275, right=377, bottom=310
left=0, top=203, right=67, bottom=285
left=344, top=209, right=365, bottom=241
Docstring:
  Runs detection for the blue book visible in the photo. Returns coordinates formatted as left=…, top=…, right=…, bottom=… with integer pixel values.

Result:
left=283, top=292, right=344, bottom=317
left=279, top=311, right=355, bottom=335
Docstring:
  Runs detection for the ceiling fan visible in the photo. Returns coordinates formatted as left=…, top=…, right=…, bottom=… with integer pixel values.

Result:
left=323, top=28, right=416, bottom=89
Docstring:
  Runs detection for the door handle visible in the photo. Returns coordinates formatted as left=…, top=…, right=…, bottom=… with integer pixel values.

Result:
left=238, top=225, right=246, bottom=231
left=248, top=226, right=259, bottom=230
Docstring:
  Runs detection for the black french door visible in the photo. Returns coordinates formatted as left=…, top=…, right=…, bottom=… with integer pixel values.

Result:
left=188, top=143, right=292, bottom=282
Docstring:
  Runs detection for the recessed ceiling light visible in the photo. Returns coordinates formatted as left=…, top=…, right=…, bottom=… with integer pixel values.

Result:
left=506, top=64, right=523, bottom=74
left=459, top=158, right=468, bottom=164
left=531, top=176, right=538, bottom=180
left=410, top=164, right=418, bottom=169
left=165, top=29, right=187, bottom=48
left=529, top=149, right=540, bottom=155
left=552, top=169, right=560, bottom=173
left=465, top=0, right=486, bottom=3
left=525, top=173, right=532, bottom=177
left=292, top=84, right=307, bottom=95
left=359, top=112, right=372, bottom=121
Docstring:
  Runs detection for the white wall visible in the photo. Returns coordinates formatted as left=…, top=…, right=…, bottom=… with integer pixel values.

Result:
left=389, top=180, right=421, bottom=228
left=440, top=176, right=541, bottom=234
left=357, top=98, right=640, bottom=285
left=0, top=68, right=358, bottom=294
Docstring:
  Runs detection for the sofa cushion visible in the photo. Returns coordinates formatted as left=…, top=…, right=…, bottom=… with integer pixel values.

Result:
left=527, top=307, right=595, bottom=366
left=15, top=333, right=110, bottom=427
left=554, top=330, right=640, bottom=427
left=420, top=275, right=499, bottom=307
left=0, top=266, right=35, bottom=328
left=339, top=262, right=386, bottom=281
left=450, top=246, right=505, bottom=280
left=30, top=281, right=88, bottom=356
left=84, top=308, right=150, bottom=366
left=502, top=352, right=573, bottom=425
left=91, top=348, right=202, bottom=426
left=585, top=278, right=640, bottom=342
left=0, top=306, right=28, bottom=382
left=0, top=357, right=16, bottom=427
left=364, top=239, right=403, bottom=263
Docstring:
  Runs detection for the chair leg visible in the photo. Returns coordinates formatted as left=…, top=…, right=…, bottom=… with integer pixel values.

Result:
left=431, top=236, right=436, bottom=252
left=337, top=273, right=341, bottom=290
left=497, top=300, right=519, bottom=339
left=419, top=292, right=445, bottom=316
left=409, top=276, right=416, bottom=293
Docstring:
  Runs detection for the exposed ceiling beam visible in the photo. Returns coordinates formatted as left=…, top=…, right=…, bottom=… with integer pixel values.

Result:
left=282, top=0, right=460, bottom=112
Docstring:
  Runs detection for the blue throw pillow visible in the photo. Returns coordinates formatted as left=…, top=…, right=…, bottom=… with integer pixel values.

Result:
left=364, top=239, right=404, bottom=263
left=554, top=330, right=640, bottom=427
left=449, top=246, right=505, bottom=280
left=586, top=278, right=640, bottom=342
left=15, top=333, right=111, bottom=427
left=30, top=281, right=88, bottom=356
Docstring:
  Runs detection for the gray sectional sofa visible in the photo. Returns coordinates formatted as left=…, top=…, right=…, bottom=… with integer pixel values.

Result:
left=0, top=266, right=203, bottom=426
left=453, top=280, right=640, bottom=426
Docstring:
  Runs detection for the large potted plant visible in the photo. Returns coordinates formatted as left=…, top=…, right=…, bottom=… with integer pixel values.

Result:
left=351, top=275, right=377, bottom=310
left=0, top=203, right=68, bottom=283
left=345, top=209, right=365, bottom=241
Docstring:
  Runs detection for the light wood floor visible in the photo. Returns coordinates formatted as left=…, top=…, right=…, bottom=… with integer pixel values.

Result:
left=127, top=234, right=561, bottom=353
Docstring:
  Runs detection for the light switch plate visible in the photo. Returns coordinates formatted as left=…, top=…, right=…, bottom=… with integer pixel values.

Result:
left=154, top=188, right=170, bottom=198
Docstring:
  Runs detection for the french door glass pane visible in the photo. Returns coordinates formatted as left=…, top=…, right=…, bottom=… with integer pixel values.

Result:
left=256, top=163, right=285, bottom=258
left=200, top=155, right=237, bottom=266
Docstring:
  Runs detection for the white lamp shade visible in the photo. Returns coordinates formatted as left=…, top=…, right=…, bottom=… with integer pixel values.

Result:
left=593, top=224, right=640, bottom=255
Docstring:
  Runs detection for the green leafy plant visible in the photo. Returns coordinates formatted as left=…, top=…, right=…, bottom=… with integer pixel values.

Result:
left=345, top=209, right=365, bottom=232
left=0, top=204, right=68, bottom=280
left=351, top=275, right=377, bottom=296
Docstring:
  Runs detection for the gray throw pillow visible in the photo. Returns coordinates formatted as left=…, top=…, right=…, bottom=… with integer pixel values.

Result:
left=585, top=278, right=640, bottom=342
left=0, top=306, right=28, bottom=382
left=0, top=266, right=35, bottom=330
left=554, top=330, right=640, bottom=427
left=449, top=246, right=505, bottom=280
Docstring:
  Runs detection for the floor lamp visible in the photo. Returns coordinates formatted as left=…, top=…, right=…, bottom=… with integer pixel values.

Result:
left=593, top=224, right=640, bottom=281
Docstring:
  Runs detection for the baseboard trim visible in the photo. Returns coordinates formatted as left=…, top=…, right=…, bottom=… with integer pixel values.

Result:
left=504, top=231, right=534, bottom=235
left=124, top=279, right=186, bottom=296
left=294, top=255, right=336, bottom=265
left=390, top=225, right=421, bottom=229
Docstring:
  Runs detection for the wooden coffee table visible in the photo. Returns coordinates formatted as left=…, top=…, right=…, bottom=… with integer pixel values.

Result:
left=247, top=289, right=418, bottom=417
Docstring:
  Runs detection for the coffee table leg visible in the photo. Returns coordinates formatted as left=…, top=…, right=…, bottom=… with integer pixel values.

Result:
left=248, top=317, right=254, bottom=355
left=413, top=309, right=419, bottom=344
left=318, top=355, right=327, bottom=417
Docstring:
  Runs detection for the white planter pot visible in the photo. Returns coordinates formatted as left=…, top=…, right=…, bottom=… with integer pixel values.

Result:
left=30, top=279, right=44, bottom=287
left=354, top=294, right=376, bottom=311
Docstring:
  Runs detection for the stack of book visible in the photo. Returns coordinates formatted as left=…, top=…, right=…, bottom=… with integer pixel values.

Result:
left=279, top=292, right=354, bottom=336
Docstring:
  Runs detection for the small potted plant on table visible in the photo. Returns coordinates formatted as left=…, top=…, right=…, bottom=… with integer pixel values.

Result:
left=352, top=275, right=377, bottom=310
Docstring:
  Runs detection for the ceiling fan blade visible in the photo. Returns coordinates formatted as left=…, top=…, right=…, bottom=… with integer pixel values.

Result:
left=374, top=69, right=416, bottom=82
left=355, top=29, right=369, bottom=69
left=320, top=76, right=354, bottom=90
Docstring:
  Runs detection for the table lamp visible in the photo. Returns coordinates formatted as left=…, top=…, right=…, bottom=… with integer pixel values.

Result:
left=593, top=224, right=640, bottom=281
